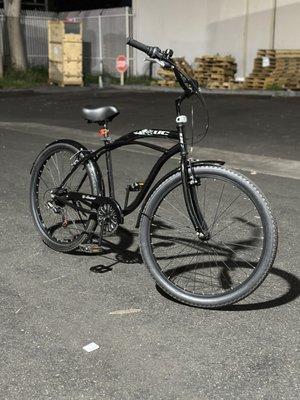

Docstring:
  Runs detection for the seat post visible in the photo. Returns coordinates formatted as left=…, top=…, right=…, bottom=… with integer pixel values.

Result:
left=102, top=123, right=115, bottom=199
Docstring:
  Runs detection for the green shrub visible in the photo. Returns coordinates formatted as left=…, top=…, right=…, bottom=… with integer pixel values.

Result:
left=0, top=66, right=48, bottom=89
left=264, top=83, right=284, bottom=91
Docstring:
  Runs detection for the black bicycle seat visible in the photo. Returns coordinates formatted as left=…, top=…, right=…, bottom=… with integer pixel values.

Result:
left=82, top=105, right=119, bottom=123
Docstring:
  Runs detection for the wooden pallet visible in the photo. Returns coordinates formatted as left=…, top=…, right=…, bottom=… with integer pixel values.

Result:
left=245, top=49, right=300, bottom=90
left=193, top=54, right=237, bottom=88
left=157, top=57, right=193, bottom=87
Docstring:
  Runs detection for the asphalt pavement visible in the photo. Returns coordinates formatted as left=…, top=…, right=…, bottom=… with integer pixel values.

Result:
left=0, top=88, right=299, bottom=400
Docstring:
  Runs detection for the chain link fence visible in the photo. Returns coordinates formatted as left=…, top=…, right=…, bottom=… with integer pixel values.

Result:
left=0, top=7, right=133, bottom=76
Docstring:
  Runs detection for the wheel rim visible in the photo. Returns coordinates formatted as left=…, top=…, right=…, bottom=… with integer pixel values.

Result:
left=149, top=172, right=266, bottom=298
left=33, top=148, right=94, bottom=244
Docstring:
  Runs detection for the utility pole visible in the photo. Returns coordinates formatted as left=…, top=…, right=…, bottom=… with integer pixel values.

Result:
left=271, top=0, right=277, bottom=49
left=0, top=46, right=3, bottom=77
left=4, top=0, right=27, bottom=71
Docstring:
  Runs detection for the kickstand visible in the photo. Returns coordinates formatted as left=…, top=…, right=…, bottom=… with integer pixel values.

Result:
left=97, top=220, right=105, bottom=247
left=78, top=221, right=106, bottom=254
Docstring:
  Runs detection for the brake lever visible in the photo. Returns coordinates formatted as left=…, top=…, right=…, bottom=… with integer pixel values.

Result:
left=144, top=57, right=172, bottom=68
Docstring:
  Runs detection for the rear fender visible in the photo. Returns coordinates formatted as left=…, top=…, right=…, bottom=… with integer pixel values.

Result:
left=30, top=139, right=105, bottom=195
left=135, top=159, right=225, bottom=228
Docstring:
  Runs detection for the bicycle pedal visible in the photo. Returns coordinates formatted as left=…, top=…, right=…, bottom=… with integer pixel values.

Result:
left=128, top=182, right=144, bottom=192
left=79, top=243, right=103, bottom=253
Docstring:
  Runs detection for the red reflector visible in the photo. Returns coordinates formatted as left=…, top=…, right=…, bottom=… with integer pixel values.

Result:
left=98, top=128, right=108, bottom=137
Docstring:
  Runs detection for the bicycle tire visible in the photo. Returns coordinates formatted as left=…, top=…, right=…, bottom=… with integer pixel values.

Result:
left=139, top=165, right=278, bottom=308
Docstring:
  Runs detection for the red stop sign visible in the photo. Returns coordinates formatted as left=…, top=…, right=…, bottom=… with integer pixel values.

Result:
left=116, top=55, right=128, bottom=73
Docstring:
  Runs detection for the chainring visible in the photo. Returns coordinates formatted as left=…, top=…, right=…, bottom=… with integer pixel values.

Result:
left=97, top=197, right=123, bottom=236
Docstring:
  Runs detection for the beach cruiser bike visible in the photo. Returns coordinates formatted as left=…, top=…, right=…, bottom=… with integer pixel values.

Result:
left=30, top=38, right=278, bottom=308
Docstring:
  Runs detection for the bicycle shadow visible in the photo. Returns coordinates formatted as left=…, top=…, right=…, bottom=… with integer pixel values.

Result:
left=152, top=239, right=300, bottom=310
left=150, top=217, right=300, bottom=310
left=70, top=225, right=299, bottom=311
left=156, top=266, right=300, bottom=311
left=70, top=226, right=142, bottom=273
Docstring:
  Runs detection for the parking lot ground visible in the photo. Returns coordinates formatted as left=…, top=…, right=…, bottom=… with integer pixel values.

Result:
left=0, top=87, right=299, bottom=160
left=0, top=90, right=299, bottom=400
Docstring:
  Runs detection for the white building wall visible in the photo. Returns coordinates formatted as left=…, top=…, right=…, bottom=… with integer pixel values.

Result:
left=132, top=0, right=208, bottom=75
left=275, top=0, right=300, bottom=48
left=132, top=0, right=300, bottom=78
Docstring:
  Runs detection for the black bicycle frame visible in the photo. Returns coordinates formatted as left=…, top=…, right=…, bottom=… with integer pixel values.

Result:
left=55, top=91, right=211, bottom=238
left=57, top=128, right=180, bottom=215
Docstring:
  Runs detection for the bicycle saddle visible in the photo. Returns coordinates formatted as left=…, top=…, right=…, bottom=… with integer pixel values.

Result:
left=82, top=105, right=119, bottom=123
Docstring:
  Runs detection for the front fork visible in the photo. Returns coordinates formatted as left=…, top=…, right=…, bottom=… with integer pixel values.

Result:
left=177, top=116, right=211, bottom=240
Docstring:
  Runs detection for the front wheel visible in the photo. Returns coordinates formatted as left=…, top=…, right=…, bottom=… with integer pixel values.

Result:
left=139, top=165, right=278, bottom=308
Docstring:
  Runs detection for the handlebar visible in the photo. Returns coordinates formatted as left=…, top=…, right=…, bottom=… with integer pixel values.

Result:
left=126, top=37, right=199, bottom=95
left=126, top=38, right=209, bottom=139
left=127, top=37, right=164, bottom=60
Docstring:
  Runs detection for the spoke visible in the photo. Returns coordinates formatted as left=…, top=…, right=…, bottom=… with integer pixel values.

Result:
left=210, top=182, right=225, bottom=233
left=38, top=175, right=50, bottom=189
left=209, top=244, right=233, bottom=273
left=156, top=250, right=206, bottom=261
left=44, top=163, right=56, bottom=186
left=202, top=179, right=207, bottom=219
left=211, top=191, right=242, bottom=228
left=152, top=234, right=203, bottom=252
left=209, top=244, right=251, bottom=285
left=221, top=241, right=263, bottom=249
left=210, top=238, right=257, bottom=271
left=174, top=251, right=198, bottom=289
left=50, top=154, right=60, bottom=185
left=207, top=248, right=235, bottom=290
left=152, top=238, right=186, bottom=252
left=53, top=153, right=61, bottom=183
left=210, top=207, right=255, bottom=239
left=163, top=197, right=191, bottom=223
left=153, top=214, right=193, bottom=232
left=207, top=245, right=214, bottom=289
left=210, top=244, right=251, bottom=280
left=152, top=216, right=194, bottom=237
left=163, top=243, right=192, bottom=274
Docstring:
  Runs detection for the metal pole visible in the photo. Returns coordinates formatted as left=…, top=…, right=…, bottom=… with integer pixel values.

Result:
left=243, top=0, right=249, bottom=78
left=98, top=13, right=103, bottom=88
left=125, top=6, right=130, bottom=78
left=271, top=0, right=277, bottom=49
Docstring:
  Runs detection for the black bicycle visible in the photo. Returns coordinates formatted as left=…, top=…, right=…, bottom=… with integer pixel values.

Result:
left=29, top=38, right=278, bottom=308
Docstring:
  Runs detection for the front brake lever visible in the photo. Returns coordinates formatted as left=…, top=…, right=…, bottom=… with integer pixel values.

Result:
left=144, top=57, right=172, bottom=68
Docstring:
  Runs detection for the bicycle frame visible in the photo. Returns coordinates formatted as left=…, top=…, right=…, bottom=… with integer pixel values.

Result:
left=54, top=92, right=214, bottom=238
left=57, top=127, right=180, bottom=214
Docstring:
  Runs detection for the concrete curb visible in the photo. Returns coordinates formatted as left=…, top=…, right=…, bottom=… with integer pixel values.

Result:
left=0, top=84, right=299, bottom=97
left=109, top=84, right=300, bottom=97
left=1, top=121, right=300, bottom=180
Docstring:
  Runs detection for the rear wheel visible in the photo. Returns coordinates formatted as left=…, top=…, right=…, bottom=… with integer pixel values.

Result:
left=140, top=165, right=278, bottom=308
left=30, top=141, right=102, bottom=252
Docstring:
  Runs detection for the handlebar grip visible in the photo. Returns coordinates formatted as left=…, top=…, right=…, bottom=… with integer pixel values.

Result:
left=127, top=37, right=151, bottom=56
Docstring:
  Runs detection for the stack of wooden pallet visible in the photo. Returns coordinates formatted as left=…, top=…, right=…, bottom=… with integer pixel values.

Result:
left=193, top=55, right=237, bottom=88
left=157, top=57, right=193, bottom=87
left=263, top=50, right=300, bottom=90
left=244, top=49, right=276, bottom=89
left=244, top=49, right=300, bottom=90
